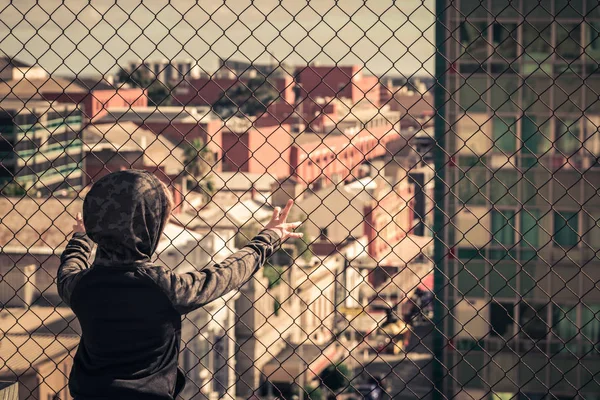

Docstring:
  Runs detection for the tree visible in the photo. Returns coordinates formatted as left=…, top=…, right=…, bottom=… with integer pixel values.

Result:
left=212, top=76, right=279, bottom=118
left=0, top=181, right=26, bottom=196
left=318, top=363, right=350, bottom=394
left=147, top=81, right=172, bottom=106
left=182, top=138, right=215, bottom=201
left=117, top=67, right=172, bottom=106
left=293, top=214, right=313, bottom=264
left=303, top=384, right=323, bottom=400
left=117, top=67, right=151, bottom=88
left=263, top=264, right=284, bottom=289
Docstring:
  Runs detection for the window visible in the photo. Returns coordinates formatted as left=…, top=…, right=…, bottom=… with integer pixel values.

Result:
left=490, top=301, right=515, bottom=339
left=588, top=0, right=600, bottom=18
left=521, top=22, right=553, bottom=74
left=459, top=76, right=489, bottom=113
left=521, top=116, right=551, bottom=161
left=492, top=117, right=517, bottom=153
left=555, top=119, right=581, bottom=157
left=489, top=170, right=518, bottom=206
left=492, top=23, right=518, bottom=59
left=556, top=23, right=582, bottom=61
left=492, top=209, right=515, bottom=246
left=457, top=261, right=485, bottom=298
left=580, top=304, right=600, bottom=353
left=459, top=21, right=489, bottom=62
left=457, top=168, right=486, bottom=206
left=555, top=0, right=585, bottom=18
left=520, top=209, right=540, bottom=249
left=551, top=304, right=578, bottom=354
left=583, top=22, right=599, bottom=60
left=489, top=263, right=517, bottom=298
left=519, top=303, right=549, bottom=341
left=522, top=77, right=552, bottom=114
left=553, top=211, right=579, bottom=247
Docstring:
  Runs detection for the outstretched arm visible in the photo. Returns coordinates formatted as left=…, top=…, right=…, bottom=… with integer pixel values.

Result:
left=57, top=213, right=94, bottom=307
left=147, top=199, right=304, bottom=314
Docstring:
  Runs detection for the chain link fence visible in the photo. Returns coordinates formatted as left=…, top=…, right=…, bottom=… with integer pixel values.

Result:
left=0, top=0, right=598, bottom=399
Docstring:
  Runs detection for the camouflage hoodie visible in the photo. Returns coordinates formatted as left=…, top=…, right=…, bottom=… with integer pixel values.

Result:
left=57, top=170, right=280, bottom=399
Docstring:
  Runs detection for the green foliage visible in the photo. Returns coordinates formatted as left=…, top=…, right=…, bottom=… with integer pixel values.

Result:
left=0, top=181, right=26, bottom=196
left=263, top=264, right=284, bottom=289
left=318, top=363, right=350, bottom=393
left=212, top=76, right=278, bottom=118
left=294, top=214, right=313, bottom=264
left=183, top=138, right=215, bottom=200
left=303, top=384, right=323, bottom=400
left=117, top=67, right=152, bottom=88
left=273, top=296, right=281, bottom=316
left=147, top=82, right=172, bottom=106
left=117, top=67, right=172, bottom=106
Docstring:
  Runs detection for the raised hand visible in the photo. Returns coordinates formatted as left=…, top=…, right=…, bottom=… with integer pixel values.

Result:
left=72, top=212, right=85, bottom=234
left=264, top=199, right=303, bottom=242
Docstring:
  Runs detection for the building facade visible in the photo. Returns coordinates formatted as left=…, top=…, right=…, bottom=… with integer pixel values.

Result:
left=438, top=1, right=600, bottom=399
left=0, top=101, right=84, bottom=195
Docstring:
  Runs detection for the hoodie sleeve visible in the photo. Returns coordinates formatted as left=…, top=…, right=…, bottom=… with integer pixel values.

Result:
left=57, top=232, right=94, bottom=307
left=145, top=229, right=281, bottom=315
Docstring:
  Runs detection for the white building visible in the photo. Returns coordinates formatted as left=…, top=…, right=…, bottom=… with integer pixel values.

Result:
left=0, top=57, right=48, bottom=81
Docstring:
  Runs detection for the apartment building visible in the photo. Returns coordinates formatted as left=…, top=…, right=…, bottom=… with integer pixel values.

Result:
left=438, top=1, right=600, bottom=399
left=0, top=101, right=84, bottom=195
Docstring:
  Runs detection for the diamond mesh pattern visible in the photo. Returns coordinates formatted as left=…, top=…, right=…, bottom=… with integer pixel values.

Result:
left=0, top=1, right=598, bottom=399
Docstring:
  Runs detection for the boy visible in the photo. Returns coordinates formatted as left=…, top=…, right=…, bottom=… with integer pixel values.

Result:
left=58, top=169, right=302, bottom=399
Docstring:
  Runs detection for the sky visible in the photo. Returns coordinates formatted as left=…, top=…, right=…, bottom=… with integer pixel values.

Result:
left=0, top=0, right=435, bottom=78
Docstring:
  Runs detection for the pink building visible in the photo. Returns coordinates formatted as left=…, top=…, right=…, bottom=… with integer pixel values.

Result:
left=41, top=81, right=147, bottom=122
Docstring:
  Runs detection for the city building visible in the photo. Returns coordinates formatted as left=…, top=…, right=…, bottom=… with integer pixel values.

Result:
left=0, top=307, right=79, bottom=400
left=154, top=222, right=240, bottom=400
left=95, top=106, right=224, bottom=169
left=82, top=122, right=185, bottom=184
left=438, top=1, right=600, bottom=399
left=41, top=77, right=147, bottom=121
left=0, top=56, right=47, bottom=81
left=0, top=100, right=84, bottom=195
left=0, top=195, right=239, bottom=400
left=126, top=58, right=203, bottom=84
left=210, top=171, right=277, bottom=204
left=294, top=64, right=381, bottom=107
left=0, top=76, right=147, bottom=122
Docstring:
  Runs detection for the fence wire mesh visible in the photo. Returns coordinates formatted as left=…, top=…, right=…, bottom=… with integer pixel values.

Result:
left=0, top=0, right=598, bottom=399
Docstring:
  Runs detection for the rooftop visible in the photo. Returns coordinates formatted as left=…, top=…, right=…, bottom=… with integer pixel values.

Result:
left=0, top=77, right=88, bottom=101
left=177, top=198, right=274, bottom=231
left=0, top=56, right=31, bottom=69
left=83, top=122, right=186, bottom=175
left=212, top=171, right=277, bottom=193
left=0, top=197, right=83, bottom=254
left=96, top=106, right=219, bottom=124
left=0, top=333, right=79, bottom=376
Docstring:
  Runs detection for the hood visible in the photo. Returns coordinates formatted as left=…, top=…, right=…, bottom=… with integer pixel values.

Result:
left=83, top=170, right=170, bottom=266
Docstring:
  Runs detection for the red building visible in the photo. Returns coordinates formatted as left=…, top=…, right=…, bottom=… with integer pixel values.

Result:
left=294, top=65, right=381, bottom=106
left=221, top=123, right=293, bottom=176
left=172, top=75, right=296, bottom=107
left=41, top=79, right=147, bottom=122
